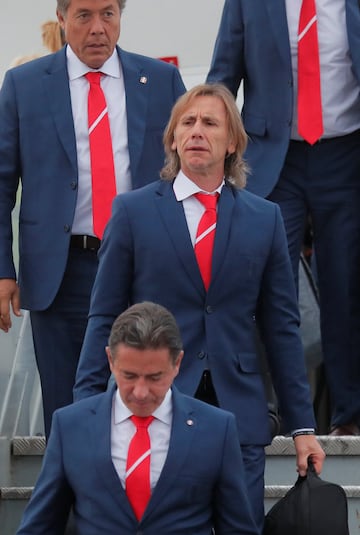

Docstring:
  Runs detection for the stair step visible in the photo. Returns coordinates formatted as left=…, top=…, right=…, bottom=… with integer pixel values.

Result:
left=265, top=435, right=360, bottom=486
left=265, top=436, right=360, bottom=533
left=2, top=484, right=360, bottom=534
left=2, top=435, right=360, bottom=534
left=12, top=434, right=360, bottom=455
left=4, top=485, right=359, bottom=500
left=0, top=436, right=44, bottom=489
left=1, top=487, right=33, bottom=500
left=266, top=435, right=360, bottom=456
left=12, top=436, right=45, bottom=456
left=6, top=484, right=359, bottom=499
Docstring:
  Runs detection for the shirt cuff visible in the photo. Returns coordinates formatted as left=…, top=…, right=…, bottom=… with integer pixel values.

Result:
left=291, top=428, right=315, bottom=438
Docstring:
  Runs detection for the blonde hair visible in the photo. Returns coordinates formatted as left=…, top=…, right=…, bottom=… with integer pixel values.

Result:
left=9, top=20, right=65, bottom=69
left=41, top=20, right=66, bottom=53
left=161, top=83, right=249, bottom=189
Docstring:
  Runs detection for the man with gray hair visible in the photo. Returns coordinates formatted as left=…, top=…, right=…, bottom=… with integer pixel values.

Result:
left=0, top=0, right=185, bottom=438
left=17, top=302, right=258, bottom=535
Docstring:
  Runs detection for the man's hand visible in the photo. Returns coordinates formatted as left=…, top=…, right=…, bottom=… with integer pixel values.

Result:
left=294, top=434, right=326, bottom=476
left=0, top=278, right=21, bottom=332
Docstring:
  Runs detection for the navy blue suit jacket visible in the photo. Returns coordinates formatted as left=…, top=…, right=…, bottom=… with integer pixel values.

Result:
left=207, top=0, right=360, bottom=197
left=17, top=386, right=258, bottom=535
left=75, top=180, right=315, bottom=444
left=0, top=46, right=185, bottom=310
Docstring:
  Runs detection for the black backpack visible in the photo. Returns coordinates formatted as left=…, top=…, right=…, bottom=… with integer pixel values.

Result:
left=263, top=460, right=349, bottom=535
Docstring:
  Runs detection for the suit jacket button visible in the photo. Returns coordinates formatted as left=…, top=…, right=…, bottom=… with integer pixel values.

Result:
left=206, top=305, right=213, bottom=314
left=197, top=351, right=206, bottom=359
left=63, top=224, right=70, bottom=233
left=70, top=181, right=77, bottom=190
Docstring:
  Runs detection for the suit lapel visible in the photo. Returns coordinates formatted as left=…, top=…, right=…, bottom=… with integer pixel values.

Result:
left=43, top=49, right=78, bottom=173
left=265, top=0, right=292, bottom=67
left=154, top=182, right=238, bottom=294
left=210, top=183, right=235, bottom=290
left=119, top=48, right=148, bottom=181
left=155, top=181, right=205, bottom=295
left=143, top=387, right=198, bottom=519
left=90, top=386, right=134, bottom=520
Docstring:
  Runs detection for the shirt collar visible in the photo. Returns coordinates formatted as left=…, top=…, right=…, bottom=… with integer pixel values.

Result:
left=173, top=170, right=225, bottom=202
left=66, top=44, right=121, bottom=81
left=114, top=387, right=173, bottom=425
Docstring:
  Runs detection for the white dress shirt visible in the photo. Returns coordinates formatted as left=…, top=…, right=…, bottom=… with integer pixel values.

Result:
left=173, top=171, right=223, bottom=246
left=66, top=45, right=131, bottom=235
left=285, top=0, right=360, bottom=139
left=111, top=388, right=172, bottom=491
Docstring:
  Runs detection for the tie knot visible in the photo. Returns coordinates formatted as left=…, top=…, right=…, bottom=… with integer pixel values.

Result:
left=130, top=415, right=154, bottom=429
left=85, top=71, right=102, bottom=85
left=194, top=192, right=219, bottom=210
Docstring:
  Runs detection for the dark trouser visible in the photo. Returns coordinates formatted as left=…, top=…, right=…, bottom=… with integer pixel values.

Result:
left=195, top=370, right=266, bottom=532
left=241, top=445, right=266, bottom=534
left=269, top=130, right=360, bottom=427
left=30, top=247, right=98, bottom=439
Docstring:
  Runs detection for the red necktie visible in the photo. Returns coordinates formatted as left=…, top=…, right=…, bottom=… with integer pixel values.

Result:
left=125, top=415, right=154, bottom=520
left=297, top=0, right=323, bottom=144
left=85, top=72, right=116, bottom=239
left=194, top=193, right=219, bottom=290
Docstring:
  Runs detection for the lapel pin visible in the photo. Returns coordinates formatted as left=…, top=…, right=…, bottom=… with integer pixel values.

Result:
left=186, top=419, right=194, bottom=426
left=139, top=76, right=148, bottom=84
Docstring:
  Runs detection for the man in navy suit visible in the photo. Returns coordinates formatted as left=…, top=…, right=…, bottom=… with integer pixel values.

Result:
left=206, top=0, right=360, bottom=436
left=17, top=302, right=258, bottom=535
left=0, top=0, right=185, bottom=438
left=74, top=83, right=325, bottom=531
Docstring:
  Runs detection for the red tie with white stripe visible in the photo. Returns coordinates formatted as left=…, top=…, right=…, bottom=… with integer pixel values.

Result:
left=125, top=415, right=154, bottom=520
left=194, top=193, right=219, bottom=290
left=297, top=0, right=323, bottom=144
left=85, top=72, right=116, bottom=238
